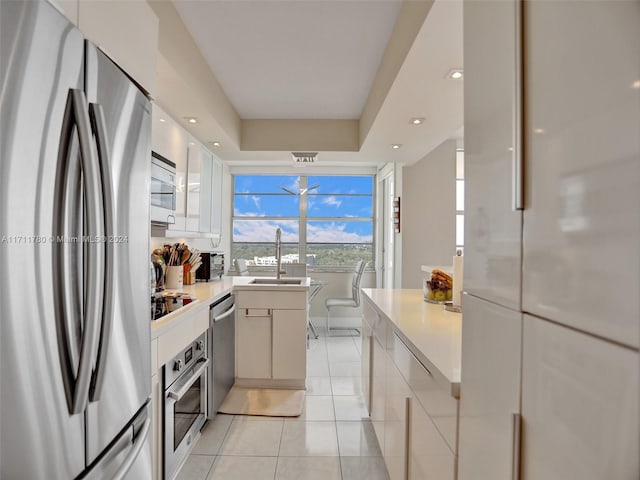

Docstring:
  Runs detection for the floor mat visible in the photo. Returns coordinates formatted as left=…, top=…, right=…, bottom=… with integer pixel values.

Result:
left=218, top=386, right=305, bottom=417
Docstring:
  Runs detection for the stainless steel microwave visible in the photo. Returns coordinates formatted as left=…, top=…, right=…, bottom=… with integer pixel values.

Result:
left=150, top=151, right=176, bottom=225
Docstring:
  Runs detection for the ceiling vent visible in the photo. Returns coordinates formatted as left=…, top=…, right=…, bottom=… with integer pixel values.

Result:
left=292, top=152, right=318, bottom=164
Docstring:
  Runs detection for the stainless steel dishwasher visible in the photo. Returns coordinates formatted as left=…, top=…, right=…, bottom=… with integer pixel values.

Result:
left=207, top=293, right=236, bottom=418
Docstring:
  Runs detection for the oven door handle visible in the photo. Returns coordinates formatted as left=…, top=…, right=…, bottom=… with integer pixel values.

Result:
left=167, top=358, right=210, bottom=401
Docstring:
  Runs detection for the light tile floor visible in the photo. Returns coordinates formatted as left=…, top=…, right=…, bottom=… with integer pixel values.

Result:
left=177, top=329, right=390, bottom=480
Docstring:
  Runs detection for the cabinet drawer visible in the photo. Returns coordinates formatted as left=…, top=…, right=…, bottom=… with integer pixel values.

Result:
left=157, top=307, right=208, bottom=367
left=236, top=290, right=307, bottom=309
left=391, top=333, right=458, bottom=453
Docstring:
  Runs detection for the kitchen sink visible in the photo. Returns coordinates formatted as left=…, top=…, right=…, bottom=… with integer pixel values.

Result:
left=249, top=278, right=303, bottom=285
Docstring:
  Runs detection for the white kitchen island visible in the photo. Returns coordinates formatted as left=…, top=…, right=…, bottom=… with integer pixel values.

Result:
left=361, top=288, right=462, bottom=480
left=234, top=277, right=310, bottom=389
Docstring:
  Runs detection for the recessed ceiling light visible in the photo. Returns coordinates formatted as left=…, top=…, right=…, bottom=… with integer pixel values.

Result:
left=159, top=118, right=166, bottom=123
left=185, top=117, right=198, bottom=124
left=534, top=128, right=545, bottom=134
left=210, top=141, right=222, bottom=147
left=189, top=142, right=195, bottom=146
left=632, top=80, right=640, bottom=89
left=391, top=144, right=402, bottom=150
left=410, top=117, right=425, bottom=125
left=446, top=68, right=463, bottom=80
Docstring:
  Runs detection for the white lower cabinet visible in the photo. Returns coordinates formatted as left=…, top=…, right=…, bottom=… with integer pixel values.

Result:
left=363, top=297, right=457, bottom=480
left=521, top=315, right=639, bottom=480
left=410, top=394, right=455, bottom=480
left=272, top=309, right=307, bottom=380
left=235, top=290, right=307, bottom=385
left=384, top=357, right=411, bottom=480
left=236, top=308, right=272, bottom=379
left=371, top=328, right=387, bottom=454
left=361, top=302, right=374, bottom=413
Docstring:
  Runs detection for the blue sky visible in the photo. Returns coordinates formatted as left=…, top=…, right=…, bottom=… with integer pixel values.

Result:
left=233, top=175, right=373, bottom=243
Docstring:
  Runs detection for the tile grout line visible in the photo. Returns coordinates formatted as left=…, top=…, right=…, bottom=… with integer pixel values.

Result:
left=324, top=333, right=346, bottom=480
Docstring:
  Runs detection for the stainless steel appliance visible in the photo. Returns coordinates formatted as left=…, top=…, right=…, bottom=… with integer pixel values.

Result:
left=150, top=151, right=177, bottom=225
left=164, top=333, right=209, bottom=479
left=208, top=294, right=236, bottom=417
left=152, top=292, right=194, bottom=321
left=196, top=252, right=225, bottom=281
left=1, top=2, right=152, bottom=478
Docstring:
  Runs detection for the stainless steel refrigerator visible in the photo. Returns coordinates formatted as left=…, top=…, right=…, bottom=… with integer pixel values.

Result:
left=1, top=1, right=152, bottom=478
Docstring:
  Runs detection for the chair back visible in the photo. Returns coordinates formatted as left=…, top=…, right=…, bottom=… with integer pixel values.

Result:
left=283, top=263, right=307, bottom=277
left=351, top=259, right=367, bottom=306
left=234, top=258, right=249, bottom=276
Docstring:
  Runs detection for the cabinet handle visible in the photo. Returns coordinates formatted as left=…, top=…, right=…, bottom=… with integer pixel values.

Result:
left=244, top=308, right=272, bottom=317
left=512, top=0, right=524, bottom=211
left=368, top=334, right=374, bottom=414
left=404, top=396, right=412, bottom=480
left=511, top=412, right=521, bottom=480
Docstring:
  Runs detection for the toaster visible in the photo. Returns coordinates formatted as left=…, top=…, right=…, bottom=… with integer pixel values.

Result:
left=196, top=252, right=224, bottom=281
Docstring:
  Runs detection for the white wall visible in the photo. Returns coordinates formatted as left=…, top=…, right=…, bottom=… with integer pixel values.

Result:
left=401, top=138, right=457, bottom=288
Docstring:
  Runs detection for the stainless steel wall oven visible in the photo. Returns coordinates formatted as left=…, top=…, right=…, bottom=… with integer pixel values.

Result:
left=163, top=332, right=208, bottom=479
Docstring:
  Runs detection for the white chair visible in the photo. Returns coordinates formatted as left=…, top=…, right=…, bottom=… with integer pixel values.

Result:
left=234, top=258, right=249, bottom=276
left=283, top=263, right=307, bottom=278
left=325, top=259, right=367, bottom=336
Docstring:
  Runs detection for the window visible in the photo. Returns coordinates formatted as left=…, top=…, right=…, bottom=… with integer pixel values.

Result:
left=232, top=175, right=374, bottom=269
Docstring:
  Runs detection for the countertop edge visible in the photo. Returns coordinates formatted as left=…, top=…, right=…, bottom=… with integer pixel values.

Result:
left=362, top=288, right=461, bottom=399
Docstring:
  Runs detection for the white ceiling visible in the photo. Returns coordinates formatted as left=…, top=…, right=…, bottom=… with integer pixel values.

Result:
left=173, top=0, right=403, bottom=119
left=160, top=0, right=463, bottom=166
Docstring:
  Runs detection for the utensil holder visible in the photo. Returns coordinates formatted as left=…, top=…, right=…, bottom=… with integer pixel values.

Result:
left=166, top=265, right=183, bottom=290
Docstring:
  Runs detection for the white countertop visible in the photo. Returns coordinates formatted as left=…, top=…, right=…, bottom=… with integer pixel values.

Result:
left=361, top=288, right=462, bottom=397
left=151, top=276, right=310, bottom=338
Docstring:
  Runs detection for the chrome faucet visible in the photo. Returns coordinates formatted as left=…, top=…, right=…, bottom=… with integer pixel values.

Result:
left=275, top=227, right=283, bottom=279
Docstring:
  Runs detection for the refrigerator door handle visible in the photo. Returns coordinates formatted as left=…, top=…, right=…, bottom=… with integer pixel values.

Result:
left=88, top=102, right=115, bottom=402
left=52, top=89, right=104, bottom=414
left=111, top=414, right=151, bottom=480
left=73, top=89, right=106, bottom=414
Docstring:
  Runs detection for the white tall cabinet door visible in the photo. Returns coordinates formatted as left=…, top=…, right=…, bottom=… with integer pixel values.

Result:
left=521, top=315, right=639, bottom=480
left=458, top=293, right=522, bottom=480
left=185, top=136, right=202, bottom=232
left=199, top=149, right=213, bottom=234
left=210, top=156, right=223, bottom=238
left=462, top=0, right=522, bottom=311
left=522, top=0, right=640, bottom=348
left=151, top=104, right=188, bottom=231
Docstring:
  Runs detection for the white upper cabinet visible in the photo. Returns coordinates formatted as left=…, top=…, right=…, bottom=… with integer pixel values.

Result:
left=76, top=0, right=158, bottom=96
left=521, top=315, right=638, bottom=479
left=463, top=0, right=522, bottom=311
left=196, top=148, right=223, bottom=238
left=151, top=104, right=187, bottom=231
left=185, top=136, right=202, bottom=233
left=210, top=155, right=223, bottom=239
left=522, top=1, right=639, bottom=348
